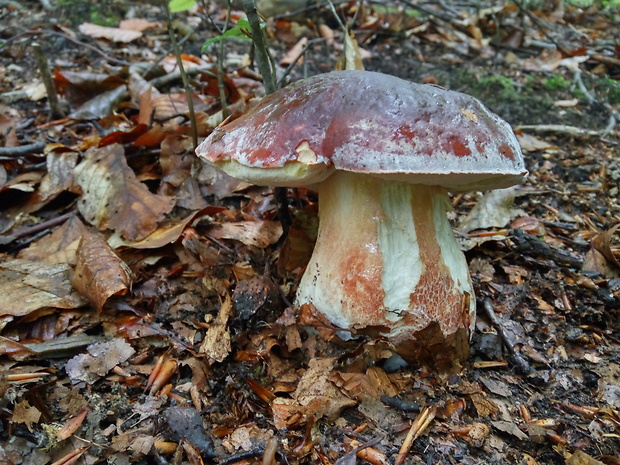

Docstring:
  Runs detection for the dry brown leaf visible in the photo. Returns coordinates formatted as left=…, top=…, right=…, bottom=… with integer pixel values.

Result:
left=69, top=85, right=129, bottom=120
left=18, top=215, right=88, bottom=265
left=37, top=149, right=79, bottom=203
left=0, top=259, right=87, bottom=317
left=272, top=358, right=356, bottom=429
left=566, top=450, right=606, bottom=465
left=199, top=295, right=232, bottom=363
left=592, top=224, right=620, bottom=269
left=279, top=37, right=308, bottom=67
left=11, top=400, right=41, bottom=432
left=491, top=420, right=528, bottom=440
left=73, top=144, right=175, bottom=241
left=516, top=133, right=555, bottom=152
left=56, top=409, right=89, bottom=440
left=65, top=338, right=136, bottom=384
left=118, top=18, right=160, bottom=32
left=207, top=220, right=282, bottom=248
left=78, top=23, right=143, bottom=43
left=71, top=229, right=133, bottom=311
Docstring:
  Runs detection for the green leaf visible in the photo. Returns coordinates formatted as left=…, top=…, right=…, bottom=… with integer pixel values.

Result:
left=168, top=0, right=196, bottom=13
left=201, top=24, right=251, bottom=52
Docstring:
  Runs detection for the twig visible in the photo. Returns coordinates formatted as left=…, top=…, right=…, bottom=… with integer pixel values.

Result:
left=481, top=299, right=535, bottom=376
left=162, top=0, right=198, bottom=150
left=511, top=228, right=584, bottom=268
left=241, top=0, right=291, bottom=238
left=334, top=434, right=385, bottom=465
left=9, top=210, right=76, bottom=240
left=0, top=142, right=46, bottom=157
left=395, top=407, right=436, bottom=465
left=515, top=124, right=604, bottom=139
left=242, top=0, right=277, bottom=94
left=32, top=43, right=65, bottom=119
left=380, top=395, right=420, bottom=413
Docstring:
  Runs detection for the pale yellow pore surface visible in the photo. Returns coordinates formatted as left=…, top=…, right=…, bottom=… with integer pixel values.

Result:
left=295, top=171, right=475, bottom=343
left=212, top=158, right=332, bottom=187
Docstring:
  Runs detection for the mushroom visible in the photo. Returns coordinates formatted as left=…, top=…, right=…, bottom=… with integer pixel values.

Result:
left=196, top=70, right=527, bottom=367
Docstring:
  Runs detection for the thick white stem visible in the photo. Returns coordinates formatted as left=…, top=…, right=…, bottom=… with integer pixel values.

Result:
left=295, top=171, right=475, bottom=363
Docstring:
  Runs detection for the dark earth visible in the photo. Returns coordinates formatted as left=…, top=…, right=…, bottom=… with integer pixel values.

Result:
left=1, top=0, right=620, bottom=464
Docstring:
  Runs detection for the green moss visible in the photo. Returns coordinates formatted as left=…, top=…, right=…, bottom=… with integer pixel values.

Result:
left=476, top=74, right=517, bottom=100
left=544, top=74, right=571, bottom=91
left=597, top=78, right=620, bottom=104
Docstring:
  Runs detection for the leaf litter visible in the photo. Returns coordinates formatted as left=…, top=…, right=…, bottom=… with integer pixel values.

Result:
left=0, top=0, right=620, bottom=464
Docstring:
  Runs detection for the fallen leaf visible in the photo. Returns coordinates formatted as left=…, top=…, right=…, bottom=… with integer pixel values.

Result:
left=491, top=420, right=528, bottom=440
left=199, top=295, right=232, bottom=363
left=79, top=23, right=143, bottom=43
left=0, top=260, right=87, bottom=317
left=18, top=215, right=88, bottom=265
left=73, top=144, right=175, bottom=241
left=272, top=358, right=356, bottom=429
left=65, top=338, right=135, bottom=384
left=458, top=187, right=522, bottom=234
left=118, top=18, right=160, bottom=32
left=207, top=220, right=282, bottom=248
left=566, top=450, right=606, bottom=465
left=71, top=229, right=133, bottom=311
left=11, top=400, right=41, bottom=432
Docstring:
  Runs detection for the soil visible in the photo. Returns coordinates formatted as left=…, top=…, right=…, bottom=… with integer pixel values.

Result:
left=1, top=1, right=619, bottom=465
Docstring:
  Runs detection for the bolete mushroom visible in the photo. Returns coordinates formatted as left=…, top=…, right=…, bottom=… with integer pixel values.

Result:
left=196, top=70, right=527, bottom=367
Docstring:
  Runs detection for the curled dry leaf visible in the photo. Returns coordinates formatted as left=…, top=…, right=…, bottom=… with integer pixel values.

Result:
left=78, top=23, right=143, bottom=43
left=272, top=358, right=357, bottom=429
left=18, top=215, right=88, bottom=265
left=73, top=144, right=175, bottom=241
left=199, top=295, right=232, bottom=363
left=37, top=148, right=80, bottom=204
left=592, top=224, right=620, bottom=270
left=56, top=409, right=89, bottom=440
left=0, top=259, right=87, bottom=317
left=206, top=220, right=283, bottom=248
left=71, top=229, right=133, bottom=311
left=65, top=338, right=135, bottom=384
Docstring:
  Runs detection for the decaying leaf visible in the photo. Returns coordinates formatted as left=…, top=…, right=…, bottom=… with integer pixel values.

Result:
left=207, top=220, right=282, bottom=248
left=78, top=23, right=143, bottom=43
left=11, top=400, right=41, bottom=432
left=491, top=420, right=528, bottom=440
left=73, top=144, right=175, bottom=240
left=272, top=358, right=356, bottom=429
left=566, top=450, right=606, bottom=465
left=458, top=187, right=523, bottom=234
left=199, top=295, right=232, bottom=363
left=18, top=215, right=88, bottom=265
left=65, top=338, right=135, bottom=384
left=0, top=259, right=87, bottom=317
left=71, top=229, right=133, bottom=311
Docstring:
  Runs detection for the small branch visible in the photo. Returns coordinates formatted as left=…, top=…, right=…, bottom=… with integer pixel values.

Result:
left=242, top=0, right=277, bottom=94
left=0, top=142, right=46, bottom=157
left=162, top=0, right=198, bottom=150
left=515, top=124, right=603, bottom=139
left=511, top=228, right=583, bottom=268
left=481, top=299, right=535, bottom=376
left=32, top=43, right=65, bottom=119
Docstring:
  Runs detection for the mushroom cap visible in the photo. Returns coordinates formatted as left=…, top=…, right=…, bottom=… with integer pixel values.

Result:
left=196, top=70, right=527, bottom=191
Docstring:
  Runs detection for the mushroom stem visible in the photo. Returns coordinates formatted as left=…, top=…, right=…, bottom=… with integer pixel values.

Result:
left=296, top=171, right=475, bottom=364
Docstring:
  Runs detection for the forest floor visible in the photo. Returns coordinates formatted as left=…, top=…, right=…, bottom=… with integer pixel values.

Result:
left=1, top=0, right=620, bottom=464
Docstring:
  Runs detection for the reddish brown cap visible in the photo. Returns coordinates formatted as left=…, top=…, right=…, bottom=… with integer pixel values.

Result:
left=196, top=70, right=527, bottom=191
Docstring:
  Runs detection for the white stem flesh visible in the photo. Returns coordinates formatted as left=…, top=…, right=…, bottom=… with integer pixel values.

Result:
left=295, top=171, right=475, bottom=353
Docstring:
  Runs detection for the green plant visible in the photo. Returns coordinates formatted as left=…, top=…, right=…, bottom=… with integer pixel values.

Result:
left=544, top=74, right=570, bottom=91
left=477, top=75, right=517, bottom=100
